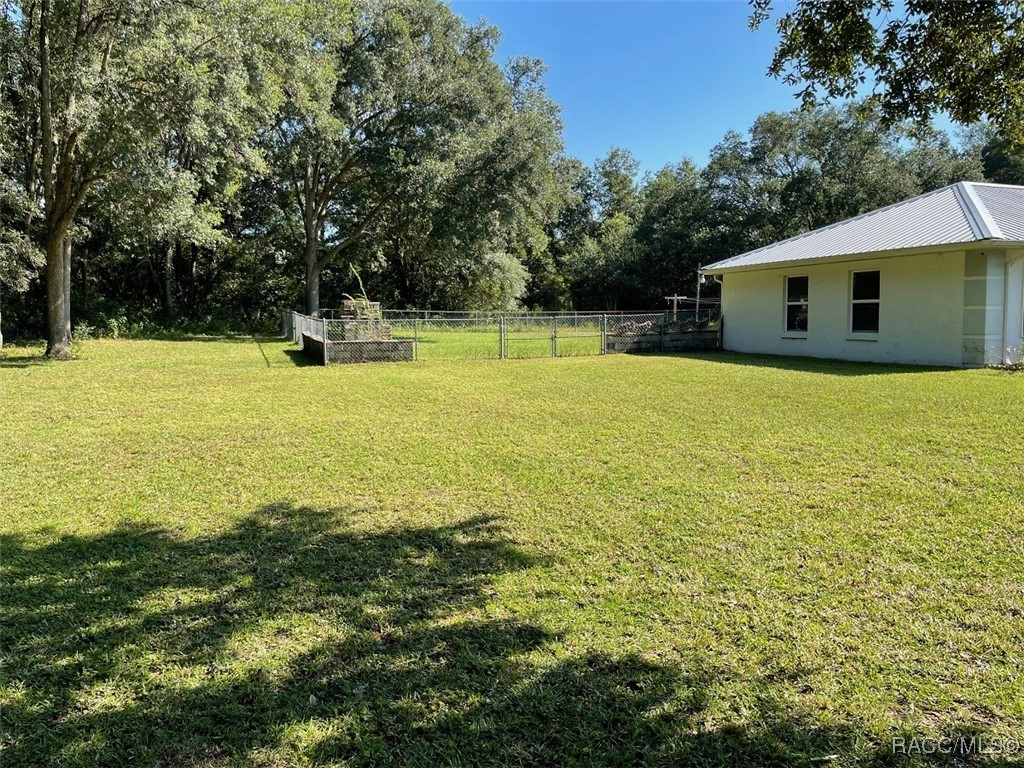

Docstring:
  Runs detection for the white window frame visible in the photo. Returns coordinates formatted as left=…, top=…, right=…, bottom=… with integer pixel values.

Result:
left=850, top=269, right=880, bottom=335
left=784, top=275, right=809, bottom=334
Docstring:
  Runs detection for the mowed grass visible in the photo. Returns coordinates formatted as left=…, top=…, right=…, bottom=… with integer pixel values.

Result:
left=2, top=338, right=1023, bottom=767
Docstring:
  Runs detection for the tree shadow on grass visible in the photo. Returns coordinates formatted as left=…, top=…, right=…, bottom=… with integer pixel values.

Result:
left=132, top=332, right=272, bottom=343
left=2, top=504, right=1012, bottom=767
left=0, top=348, right=73, bottom=368
left=0, top=356, right=53, bottom=369
left=653, top=350, right=960, bottom=377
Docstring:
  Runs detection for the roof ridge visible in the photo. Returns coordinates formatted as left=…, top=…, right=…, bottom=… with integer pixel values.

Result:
left=955, top=182, right=1002, bottom=240
left=963, top=180, right=1024, bottom=190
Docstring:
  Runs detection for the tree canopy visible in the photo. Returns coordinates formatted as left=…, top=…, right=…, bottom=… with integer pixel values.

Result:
left=750, top=0, right=1024, bottom=143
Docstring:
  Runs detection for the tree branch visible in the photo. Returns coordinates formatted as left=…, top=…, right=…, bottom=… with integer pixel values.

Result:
left=317, top=188, right=399, bottom=271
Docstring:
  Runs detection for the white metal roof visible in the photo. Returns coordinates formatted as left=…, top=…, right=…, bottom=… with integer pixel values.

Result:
left=702, top=182, right=1024, bottom=273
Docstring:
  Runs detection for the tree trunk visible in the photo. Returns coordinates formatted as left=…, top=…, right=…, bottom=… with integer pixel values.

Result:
left=63, top=236, right=71, bottom=322
left=164, top=240, right=175, bottom=309
left=188, top=246, right=198, bottom=309
left=39, top=0, right=71, bottom=359
left=45, top=232, right=72, bottom=358
left=305, top=264, right=320, bottom=316
left=304, top=233, right=320, bottom=315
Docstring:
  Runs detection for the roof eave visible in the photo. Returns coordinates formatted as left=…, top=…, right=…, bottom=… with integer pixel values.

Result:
left=699, top=239, right=1024, bottom=275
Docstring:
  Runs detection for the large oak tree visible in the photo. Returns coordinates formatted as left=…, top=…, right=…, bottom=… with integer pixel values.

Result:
left=269, top=0, right=558, bottom=315
left=3, top=0, right=284, bottom=356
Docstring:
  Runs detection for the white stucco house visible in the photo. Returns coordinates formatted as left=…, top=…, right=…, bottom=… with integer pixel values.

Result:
left=700, top=182, right=1024, bottom=367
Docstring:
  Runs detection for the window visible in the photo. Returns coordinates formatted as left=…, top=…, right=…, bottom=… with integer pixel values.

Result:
left=851, top=270, right=880, bottom=333
left=785, top=276, right=808, bottom=332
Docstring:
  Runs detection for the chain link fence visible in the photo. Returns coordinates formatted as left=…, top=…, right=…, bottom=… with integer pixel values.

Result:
left=606, top=313, right=663, bottom=338
left=286, top=312, right=325, bottom=345
left=283, top=309, right=720, bottom=365
left=390, top=318, right=497, bottom=360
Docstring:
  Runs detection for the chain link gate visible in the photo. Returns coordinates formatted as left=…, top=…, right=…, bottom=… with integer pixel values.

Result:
left=551, top=314, right=605, bottom=357
left=501, top=316, right=551, bottom=359
left=496, top=315, right=606, bottom=358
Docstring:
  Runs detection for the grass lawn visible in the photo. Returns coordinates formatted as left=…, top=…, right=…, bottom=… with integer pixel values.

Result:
left=2, top=338, right=1022, bottom=766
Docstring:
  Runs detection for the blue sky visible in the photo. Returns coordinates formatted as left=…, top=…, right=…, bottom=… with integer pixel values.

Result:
left=450, top=1, right=805, bottom=174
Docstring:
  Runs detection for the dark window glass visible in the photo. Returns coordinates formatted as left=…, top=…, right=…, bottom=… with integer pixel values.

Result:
left=787, top=276, right=808, bottom=303
left=852, top=270, right=880, bottom=301
left=787, top=304, right=808, bottom=332
left=851, top=302, right=879, bottom=333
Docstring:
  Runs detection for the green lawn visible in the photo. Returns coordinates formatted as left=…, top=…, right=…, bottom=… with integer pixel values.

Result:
left=2, top=339, right=1023, bottom=767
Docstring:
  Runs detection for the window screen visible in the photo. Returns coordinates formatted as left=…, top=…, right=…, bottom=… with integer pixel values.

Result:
left=851, top=270, right=880, bottom=333
left=785, top=276, right=809, bottom=332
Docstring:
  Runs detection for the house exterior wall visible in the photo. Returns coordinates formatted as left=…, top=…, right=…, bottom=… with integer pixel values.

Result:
left=720, top=250, right=966, bottom=366
left=962, top=249, right=1006, bottom=366
left=1001, top=252, right=1024, bottom=364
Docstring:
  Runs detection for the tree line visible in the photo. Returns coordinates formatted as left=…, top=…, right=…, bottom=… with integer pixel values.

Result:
left=3, top=0, right=1024, bottom=355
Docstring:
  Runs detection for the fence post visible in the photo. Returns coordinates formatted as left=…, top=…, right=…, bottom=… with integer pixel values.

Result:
left=551, top=316, right=557, bottom=358
left=499, top=316, right=506, bottom=359
left=660, top=312, right=666, bottom=353
left=601, top=314, right=607, bottom=354
left=322, top=318, right=328, bottom=366
left=414, top=319, right=419, bottom=361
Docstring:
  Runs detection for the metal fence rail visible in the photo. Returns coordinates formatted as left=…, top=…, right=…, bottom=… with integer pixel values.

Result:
left=285, top=309, right=721, bottom=364
left=381, top=309, right=664, bottom=322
